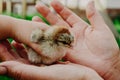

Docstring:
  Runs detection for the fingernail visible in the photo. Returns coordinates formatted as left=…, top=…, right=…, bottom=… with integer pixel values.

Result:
left=32, top=16, right=42, bottom=22
left=51, top=0, right=64, bottom=13
left=52, top=0, right=63, bottom=6
left=86, top=0, right=96, bottom=18
left=91, top=0, right=95, bottom=8
left=88, top=0, right=95, bottom=9
left=35, top=2, right=45, bottom=8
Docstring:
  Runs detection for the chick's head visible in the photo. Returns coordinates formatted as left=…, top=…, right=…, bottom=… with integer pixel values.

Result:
left=44, top=26, right=74, bottom=47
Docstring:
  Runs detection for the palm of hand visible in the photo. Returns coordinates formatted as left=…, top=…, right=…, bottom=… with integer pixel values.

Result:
left=67, top=22, right=119, bottom=75
left=35, top=0, right=119, bottom=76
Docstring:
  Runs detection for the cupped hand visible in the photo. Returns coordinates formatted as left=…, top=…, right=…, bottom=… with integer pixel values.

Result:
left=0, top=15, right=50, bottom=55
left=0, top=40, right=103, bottom=80
left=0, top=61, right=103, bottom=80
left=35, top=0, right=120, bottom=77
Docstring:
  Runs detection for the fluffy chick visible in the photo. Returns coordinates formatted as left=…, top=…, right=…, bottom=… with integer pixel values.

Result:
left=28, top=26, right=74, bottom=64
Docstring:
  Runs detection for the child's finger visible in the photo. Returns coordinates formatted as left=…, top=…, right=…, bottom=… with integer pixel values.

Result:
left=32, top=16, right=43, bottom=22
left=29, top=43, right=42, bottom=56
left=1, top=39, right=12, bottom=50
left=0, top=40, right=16, bottom=61
left=11, top=41, right=28, bottom=60
left=0, top=40, right=23, bottom=60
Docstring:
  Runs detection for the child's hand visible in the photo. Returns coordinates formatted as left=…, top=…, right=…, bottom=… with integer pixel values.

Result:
left=0, top=15, right=49, bottom=55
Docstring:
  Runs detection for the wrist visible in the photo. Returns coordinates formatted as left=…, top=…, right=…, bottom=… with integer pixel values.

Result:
left=10, top=18, right=48, bottom=45
left=10, top=18, right=33, bottom=44
left=0, top=15, right=14, bottom=39
left=103, top=53, right=120, bottom=80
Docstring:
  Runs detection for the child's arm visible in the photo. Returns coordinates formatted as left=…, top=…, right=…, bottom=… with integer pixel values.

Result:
left=0, top=15, right=48, bottom=53
left=0, top=15, right=15, bottom=39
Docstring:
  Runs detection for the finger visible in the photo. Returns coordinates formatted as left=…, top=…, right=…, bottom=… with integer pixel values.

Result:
left=0, top=40, right=22, bottom=60
left=2, top=40, right=22, bottom=59
left=1, top=39, right=12, bottom=50
left=51, top=0, right=89, bottom=28
left=0, top=61, right=48, bottom=80
left=1, top=40, right=22, bottom=60
left=35, top=2, right=69, bottom=27
left=11, top=41, right=28, bottom=60
left=32, top=16, right=43, bottom=22
left=0, top=40, right=15, bottom=61
left=86, top=1, right=106, bottom=30
left=29, top=43, right=42, bottom=56
left=0, top=61, right=26, bottom=77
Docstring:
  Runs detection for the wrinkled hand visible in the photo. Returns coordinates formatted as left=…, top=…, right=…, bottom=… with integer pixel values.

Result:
left=0, top=40, right=103, bottom=80
left=34, top=0, right=120, bottom=78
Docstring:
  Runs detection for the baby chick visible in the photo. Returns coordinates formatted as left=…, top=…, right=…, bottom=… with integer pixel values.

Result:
left=28, top=26, right=74, bottom=64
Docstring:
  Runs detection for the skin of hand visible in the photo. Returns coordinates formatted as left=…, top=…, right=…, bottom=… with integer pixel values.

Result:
left=0, top=61, right=103, bottom=80
left=34, top=0, right=120, bottom=80
left=0, top=40, right=29, bottom=63
left=0, top=40, right=103, bottom=80
left=0, top=15, right=49, bottom=55
left=0, top=15, right=72, bottom=64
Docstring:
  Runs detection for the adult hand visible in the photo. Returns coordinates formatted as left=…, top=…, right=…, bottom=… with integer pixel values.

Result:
left=0, top=40, right=103, bottom=80
left=0, top=61, right=103, bottom=80
left=35, top=0, right=120, bottom=79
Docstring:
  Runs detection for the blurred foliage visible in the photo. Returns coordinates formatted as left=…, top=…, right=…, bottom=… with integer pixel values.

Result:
left=0, top=75, right=13, bottom=80
left=113, top=16, right=120, bottom=47
left=113, top=17, right=120, bottom=34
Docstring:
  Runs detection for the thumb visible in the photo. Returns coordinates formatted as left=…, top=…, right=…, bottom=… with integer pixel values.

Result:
left=0, top=61, right=47, bottom=80
left=86, top=0, right=106, bottom=30
left=0, top=61, right=25, bottom=79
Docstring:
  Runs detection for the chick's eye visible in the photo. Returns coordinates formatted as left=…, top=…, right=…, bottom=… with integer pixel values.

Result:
left=60, top=41, right=68, bottom=44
